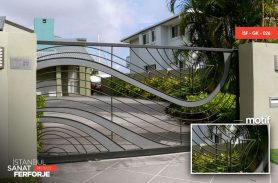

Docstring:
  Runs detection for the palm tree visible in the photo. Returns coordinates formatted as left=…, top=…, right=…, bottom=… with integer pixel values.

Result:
left=168, top=0, right=278, bottom=48
left=261, top=0, right=278, bottom=26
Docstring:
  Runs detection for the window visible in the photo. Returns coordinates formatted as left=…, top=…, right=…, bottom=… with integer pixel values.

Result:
left=171, top=25, right=179, bottom=38
left=215, top=134, right=222, bottom=144
left=209, top=132, right=213, bottom=140
left=145, top=64, right=156, bottom=71
left=151, top=29, right=156, bottom=42
left=143, top=33, right=149, bottom=44
left=42, top=19, right=47, bottom=23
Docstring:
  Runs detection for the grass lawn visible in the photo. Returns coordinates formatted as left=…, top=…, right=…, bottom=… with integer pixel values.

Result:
left=271, top=149, right=278, bottom=164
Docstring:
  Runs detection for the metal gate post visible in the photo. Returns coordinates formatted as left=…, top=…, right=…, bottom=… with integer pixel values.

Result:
left=110, top=46, right=114, bottom=139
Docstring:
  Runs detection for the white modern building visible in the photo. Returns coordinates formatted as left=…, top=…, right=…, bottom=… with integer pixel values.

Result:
left=35, top=18, right=92, bottom=97
left=121, top=14, right=190, bottom=74
left=193, top=125, right=230, bottom=146
left=192, top=125, right=245, bottom=147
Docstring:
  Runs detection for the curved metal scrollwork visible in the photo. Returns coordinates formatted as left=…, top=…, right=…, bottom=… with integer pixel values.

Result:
left=36, top=41, right=238, bottom=162
left=191, top=124, right=269, bottom=173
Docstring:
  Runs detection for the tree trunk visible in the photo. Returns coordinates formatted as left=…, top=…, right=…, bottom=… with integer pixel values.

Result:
left=261, top=0, right=265, bottom=26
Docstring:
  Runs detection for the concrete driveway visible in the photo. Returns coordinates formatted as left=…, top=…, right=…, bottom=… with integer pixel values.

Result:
left=40, top=96, right=275, bottom=182
left=42, top=152, right=275, bottom=183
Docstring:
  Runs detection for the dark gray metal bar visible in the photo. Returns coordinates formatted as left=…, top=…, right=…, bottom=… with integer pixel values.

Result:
left=40, top=117, right=124, bottom=152
left=39, top=107, right=166, bottom=149
left=38, top=145, right=189, bottom=164
left=37, top=52, right=231, bottom=107
left=37, top=40, right=236, bottom=52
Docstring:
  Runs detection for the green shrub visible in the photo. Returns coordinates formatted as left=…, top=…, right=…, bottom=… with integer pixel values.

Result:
left=104, top=76, right=236, bottom=123
left=192, top=150, right=240, bottom=173
left=166, top=92, right=236, bottom=123
left=36, top=95, right=45, bottom=153
left=271, top=149, right=278, bottom=164
left=144, top=76, right=183, bottom=99
left=108, top=76, right=189, bottom=99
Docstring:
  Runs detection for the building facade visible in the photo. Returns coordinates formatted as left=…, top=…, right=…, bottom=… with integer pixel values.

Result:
left=35, top=18, right=91, bottom=97
left=121, top=15, right=190, bottom=74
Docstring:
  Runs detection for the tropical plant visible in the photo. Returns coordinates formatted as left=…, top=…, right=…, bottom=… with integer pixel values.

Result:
left=168, top=0, right=278, bottom=48
left=165, top=92, right=237, bottom=123
left=106, top=74, right=237, bottom=123
left=107, top=75, right=202, bottom=100
left=192, top=150, right=241, bottom=172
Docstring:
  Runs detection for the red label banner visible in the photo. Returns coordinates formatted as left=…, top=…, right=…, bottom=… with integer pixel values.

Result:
left=34, top=165, right=58, bottom=172
left=235, top=27, right=278, bottom=39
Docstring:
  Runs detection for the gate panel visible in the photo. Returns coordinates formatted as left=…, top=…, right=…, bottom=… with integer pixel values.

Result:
left=36, top=41, right=238, bottom=163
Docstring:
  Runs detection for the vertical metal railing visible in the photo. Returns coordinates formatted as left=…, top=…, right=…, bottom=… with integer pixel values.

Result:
left=110, top=46, right=114, bottom=140
left=36, top=40, right=239, bottom=162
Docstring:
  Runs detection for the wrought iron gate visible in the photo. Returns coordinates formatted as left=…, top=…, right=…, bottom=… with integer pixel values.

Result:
left=36, top=40, right=238, bottom=163
left=191, top=124, right=269, bottom=173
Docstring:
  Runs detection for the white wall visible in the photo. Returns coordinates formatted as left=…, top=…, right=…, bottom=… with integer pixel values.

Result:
left=3, top=23, right=32, bottom=33
left=0, top=32, right=9, bottom=177
left=239, top=43, right=278, bottom=148
left=160, top=26, right=168, bottom=45
left=0, top=27, right=37, bottom=178
left=128, top=24, right=187, bottom=74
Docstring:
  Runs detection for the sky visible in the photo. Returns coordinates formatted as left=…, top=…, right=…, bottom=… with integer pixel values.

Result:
left=1, top=0, right=175, bottom=43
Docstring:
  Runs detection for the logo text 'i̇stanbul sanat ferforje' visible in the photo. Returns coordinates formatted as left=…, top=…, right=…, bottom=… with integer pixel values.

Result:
left=7, top=159, right=57, bottom=177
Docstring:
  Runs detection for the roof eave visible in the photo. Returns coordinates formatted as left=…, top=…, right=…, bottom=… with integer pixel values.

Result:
left=5, top=20, right=34, bottom=33
left=121, top=14, right=180, bottom=43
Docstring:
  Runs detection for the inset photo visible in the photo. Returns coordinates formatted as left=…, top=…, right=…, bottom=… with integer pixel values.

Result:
left=191, top=124, right=269, bottom=174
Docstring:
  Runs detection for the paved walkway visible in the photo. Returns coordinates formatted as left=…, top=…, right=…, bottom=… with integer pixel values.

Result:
left=42, top=152, right=276, bottom=183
